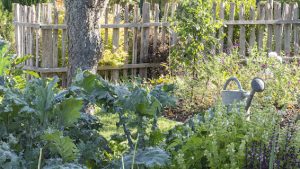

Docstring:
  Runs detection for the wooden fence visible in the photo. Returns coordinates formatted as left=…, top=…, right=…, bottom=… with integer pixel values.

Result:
left=13, top=2, right=177, bottom=84
left=13, top=1, right=300, bottom=83
left=215, top=1, right=300, bottom=57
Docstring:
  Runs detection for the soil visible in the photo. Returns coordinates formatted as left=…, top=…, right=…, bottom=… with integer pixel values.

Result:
left=280, top=104, right=300, bottom=127
left=164, top=101, right=300, bottom=124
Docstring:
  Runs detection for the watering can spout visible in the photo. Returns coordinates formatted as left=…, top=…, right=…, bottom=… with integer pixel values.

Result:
left=245, top=77, right=265, bottom=112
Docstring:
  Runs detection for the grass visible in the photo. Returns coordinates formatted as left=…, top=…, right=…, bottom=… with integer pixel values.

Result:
left=99, top=113, right=182, bottom=139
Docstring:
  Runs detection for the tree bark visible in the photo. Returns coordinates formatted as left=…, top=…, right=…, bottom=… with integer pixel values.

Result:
left=65, top=0, right=104, bottom=85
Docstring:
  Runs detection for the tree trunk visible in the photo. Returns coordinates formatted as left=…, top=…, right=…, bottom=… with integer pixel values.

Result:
left=65, top=0, right=104, bottom=85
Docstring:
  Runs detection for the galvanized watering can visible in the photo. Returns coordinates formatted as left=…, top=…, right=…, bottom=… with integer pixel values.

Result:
left=221, top=77, right=265, bottom=112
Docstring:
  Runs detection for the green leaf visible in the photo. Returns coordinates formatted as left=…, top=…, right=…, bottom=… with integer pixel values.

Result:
left=23, top=70, right=40, bottom=78
left=113, top=147, right=170, bottom=168
left=54, top=98, right=82, bottom=127
left=41, top=131, right=79, bottom=162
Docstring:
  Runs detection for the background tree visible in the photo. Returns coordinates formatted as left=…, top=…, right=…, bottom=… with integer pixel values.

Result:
left=65, top=0, right=108, bottom=85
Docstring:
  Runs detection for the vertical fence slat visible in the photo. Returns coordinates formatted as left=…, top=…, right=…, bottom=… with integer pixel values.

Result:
left=13, top=4, right=20, bottom=57
left=227, top=2, right=235, bottom=53
left=111, top=4, right=121, bottom=82
left=170, top=3, right=177, bottom=46
left=53, top=3, right=59, bottom=68
left=29, top=5, right=35, bottom=67
left=274, top=2, right=282, bottom=54
left=24, top=6, right=28, bottom=65
left=239, top=4, right=245, bottom=56
left=41, top=4, right=53, bottom=69
left=20, top=5, right=24, bottom=58
left=218, top=3, right=225, bottom=53
left=161, top=3, right=169, bottom=46
left=35, top=4, right=41, bottom=67
left=257, top=3, right=266, bottom=51
left=103, top=7, right=109, bottom=80
left=123, top=4, right=129, bottom=78
left=153, top=4, right=160, bottom=53
left=292, top=3, right=299, bottom=56
left=105, top=7, right=109, bottom=45
left=249, top=7, right=256, bottom=53
left=62, top=16, right=66, bottom=67
left=132, top=4, right=139, bottom=79
left=283, top=3, right=292, bottom=56
left=266, top=3, right=273, bottom=52
left=140, top=2, right=150, bottom=79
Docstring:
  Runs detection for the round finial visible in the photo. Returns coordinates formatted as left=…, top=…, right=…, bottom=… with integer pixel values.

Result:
left=251, top=77, right=265, bottom=92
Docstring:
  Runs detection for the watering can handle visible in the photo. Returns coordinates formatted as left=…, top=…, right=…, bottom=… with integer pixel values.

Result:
left=223, top=77, right=243, bottom=90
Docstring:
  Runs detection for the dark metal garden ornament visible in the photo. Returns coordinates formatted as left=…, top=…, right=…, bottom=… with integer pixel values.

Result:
left=221, top=77, right=265, bottom=119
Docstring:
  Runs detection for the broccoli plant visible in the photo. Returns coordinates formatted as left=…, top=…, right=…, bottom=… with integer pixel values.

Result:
left=71, top=71, right=176, bottom=168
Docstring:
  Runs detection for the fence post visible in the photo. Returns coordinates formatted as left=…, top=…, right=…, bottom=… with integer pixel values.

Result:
left=266, top=3, right=273, bottom=52
left=140, top=2, right=150, bottom=79
left=249, top=6, right=256, bottom=53
left=132, top=4, right=139, bottom=79
left=257, top=2, right=266, bottom=51
left=153, top=4, right=160, bottom=54
left=53, top=2, right=59, bottom=68
left=161, top=3, right=169, bottom=46
left=292, top=3, right=299, bottom=56
left=41, top=3, right=53, bottom=70
left=227, top=2, right=235, bottom=53
left=123, top=4, right=129, bottom=78
left=274, top=2, right=282, bottom=54
left=283, top=3, right=292, bottom=56
left=111, top=4, right=121, bottom=82
left=239, top=4, right=246, bottom=57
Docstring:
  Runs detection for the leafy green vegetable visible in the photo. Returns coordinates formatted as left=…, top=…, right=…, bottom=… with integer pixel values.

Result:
left=41, top=131, right=79, bottom=162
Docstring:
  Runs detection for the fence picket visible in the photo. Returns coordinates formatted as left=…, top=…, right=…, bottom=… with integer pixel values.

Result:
left=258, top=3, right=266, bottom=51
left=266, top=3, right=273, bottom=52
left=249, top=7, right=256, bottom=53
left=140, top=2, right=150, bottom=79
left=53, top=3, right=59, bottom=68
left=274, top=2, right=282, bottom=54
left=111, top=4, right=121, bottom=82
left=153, top=4, right=160, bottom=53
left=161, top=3, right=169, bottom=46
left=283, top=3, right=292, bottom=56
left=123, top=4, right=129, bottom=78
left=131, top=4, right=139, bottom=79
left=170, top=3, right=177, bottom=46
left=292, top=3, right=299, bottom=55
left=239, top=4, right=246, bottom=56
left=227, top=3, right=235, bottom=53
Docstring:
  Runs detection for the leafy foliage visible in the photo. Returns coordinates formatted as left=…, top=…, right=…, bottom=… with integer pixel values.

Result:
left=41, top=131, right=79, bottom=162
left=163, top=103, right=300, bottom=169
left=43, top=158, right=87, bottom=169
left=0, top=2, right=13, bottom=42
left=110, top=147, right=171, bottom=169
left=0, top=142, right=24, bottom=169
